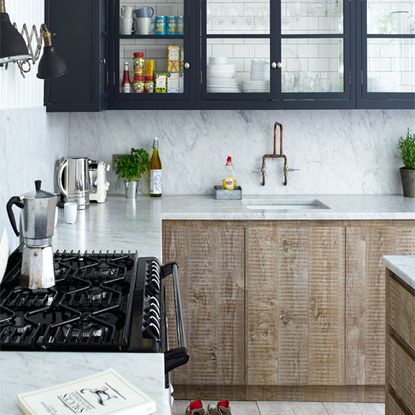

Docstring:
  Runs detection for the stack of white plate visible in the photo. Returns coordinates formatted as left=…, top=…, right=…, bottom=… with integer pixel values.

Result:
left=242, top=80, right=270, bottom=93
left=207, top=57, right=240, bottom=93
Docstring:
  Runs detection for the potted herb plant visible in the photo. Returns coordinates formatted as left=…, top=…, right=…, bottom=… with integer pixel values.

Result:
left=113, top=148, right=149, bottom=199
left=398, top=129, right=415, bottom=198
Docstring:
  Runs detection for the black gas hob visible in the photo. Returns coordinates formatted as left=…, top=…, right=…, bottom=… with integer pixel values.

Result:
left=0, top=248, right=187, bottom=371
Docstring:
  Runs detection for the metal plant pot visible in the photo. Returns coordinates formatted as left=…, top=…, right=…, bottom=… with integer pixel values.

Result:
left=125, top=181, right=138, bottom=199
left=400, top=168, right=415, bottom=198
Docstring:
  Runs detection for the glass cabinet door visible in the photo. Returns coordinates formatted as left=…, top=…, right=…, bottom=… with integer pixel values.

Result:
left=202, top=0, right=271, bottom=97
left=111, top=0, right=193, bottom=107
left=362, top=0, right=415, bottom=106
left=279, top=0, right=351, bottom=100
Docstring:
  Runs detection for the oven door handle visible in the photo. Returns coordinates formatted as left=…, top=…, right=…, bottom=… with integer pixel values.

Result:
left=161, top=262, right=189, bottom=373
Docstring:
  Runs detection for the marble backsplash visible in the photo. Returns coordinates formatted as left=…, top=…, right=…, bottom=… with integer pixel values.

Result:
left=67, top=109, right=415, bottom=196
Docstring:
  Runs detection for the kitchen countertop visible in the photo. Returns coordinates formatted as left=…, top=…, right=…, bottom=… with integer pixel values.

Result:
left=383, top=256, right=415, bottom=290
left=53, top=194, right=415, bottom=258
left=0, top=352, right=169, bottom=415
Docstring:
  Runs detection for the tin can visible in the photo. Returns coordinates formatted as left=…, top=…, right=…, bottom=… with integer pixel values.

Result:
left=155, top=16, right=166, bottom=35
left=176, top=16, right=184, bottom=35
left=167, top=16, right=177, bottom=35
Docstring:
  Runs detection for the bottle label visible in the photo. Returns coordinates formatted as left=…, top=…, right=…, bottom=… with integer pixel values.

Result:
left=150, top=170, right=162, bottom=194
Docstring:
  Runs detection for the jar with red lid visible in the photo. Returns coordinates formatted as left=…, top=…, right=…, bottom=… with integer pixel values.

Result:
left=144, top=76, right=154, bottom=94
left=133, top=75, right=145, bottom=93
left=133, top=52, right=145, bottom=76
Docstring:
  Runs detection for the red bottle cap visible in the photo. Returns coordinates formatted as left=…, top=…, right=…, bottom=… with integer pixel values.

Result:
left=134, top=52, right=144, bottom=57
left=226, top=156, right=233, bottom=166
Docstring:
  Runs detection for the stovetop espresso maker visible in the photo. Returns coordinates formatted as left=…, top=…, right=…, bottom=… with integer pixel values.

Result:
left=6, top=180, right=59, bottom=289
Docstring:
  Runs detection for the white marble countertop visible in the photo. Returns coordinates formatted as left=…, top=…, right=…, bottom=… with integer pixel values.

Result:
left=53, top=194, right=415, bottom=258
left=383, top=256, right=415, bottom=290
left=0, top=352, right=169, bottom=415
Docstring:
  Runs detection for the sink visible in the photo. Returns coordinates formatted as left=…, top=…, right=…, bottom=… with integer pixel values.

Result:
left=242, top=199, right=330, bottom=211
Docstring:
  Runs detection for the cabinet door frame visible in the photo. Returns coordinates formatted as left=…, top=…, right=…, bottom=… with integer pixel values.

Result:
left=108, top=0, right=197, bottom=110
left=197, top=0, right=356, bottom=110
left=357, top=0, right=415, bottom=109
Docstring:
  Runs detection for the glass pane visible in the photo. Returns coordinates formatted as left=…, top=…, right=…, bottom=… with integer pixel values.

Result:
left=120, top=1, right=184, bottom=36
left=368, top=0, right=415, bottom=34
left=119, top=39, right=184, bottom=94
left=207, top=39, right=270, bottom=93
left=282, top=38, right=344, bottom=93
left=207, top=0, right=270, bottom=35
left=368, top=38, right=415, bottom=92
left=282, top=0, right=343, bottom=34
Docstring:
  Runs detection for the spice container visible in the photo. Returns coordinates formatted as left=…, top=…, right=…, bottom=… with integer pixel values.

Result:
left=133, top=75, right=145, bottom=93
left=144, top=76, right=154, bottom=93
left=133, top=52, right=145, bottom=76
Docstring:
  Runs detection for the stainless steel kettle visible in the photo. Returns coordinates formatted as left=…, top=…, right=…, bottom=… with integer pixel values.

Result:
left=57, top=157, right=90, bottom=210
left=6, top=180, right=59, bottom=289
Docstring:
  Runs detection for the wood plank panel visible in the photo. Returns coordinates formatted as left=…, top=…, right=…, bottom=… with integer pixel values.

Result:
left=277, top=225, right=310, bottom=385
left=163, top=221, right=245, bottom=385
left=345, top=226, right=396, bottom=385
left=246, top=225, right=279, bottom=385
left=308, top=227, right=345, bottom=385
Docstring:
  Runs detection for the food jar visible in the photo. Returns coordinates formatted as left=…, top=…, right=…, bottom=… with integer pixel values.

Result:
left=144, top=76, right=155, bottom=93
left=133, top=52, right=145, bottom=76
left=133, top=75, right=145, bottom=93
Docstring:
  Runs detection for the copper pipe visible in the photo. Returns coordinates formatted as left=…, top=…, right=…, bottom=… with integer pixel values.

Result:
left=41, top=24, right=53, bottom=47
left=0, top=0, right=6, bottom=14
left=261, top=121, right=288, bottom=186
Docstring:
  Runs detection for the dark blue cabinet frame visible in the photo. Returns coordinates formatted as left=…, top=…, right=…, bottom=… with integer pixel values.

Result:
left=357, top=0, right=415, bottom=109
left=108, top=0, right=415, bottom=110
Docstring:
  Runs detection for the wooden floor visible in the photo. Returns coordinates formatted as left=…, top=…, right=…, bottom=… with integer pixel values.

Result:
left=172, top=401, right=385, bottom=415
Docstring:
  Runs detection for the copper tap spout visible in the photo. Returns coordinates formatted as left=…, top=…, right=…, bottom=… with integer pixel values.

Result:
left=261, top=122, right=288, bottom=186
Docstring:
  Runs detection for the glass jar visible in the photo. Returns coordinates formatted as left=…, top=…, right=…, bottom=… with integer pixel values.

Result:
left=144, top=76, right=155, bottom=93
left=133, top=52, right=145, bottom=76
left=133, top=75, right=145, bottom=93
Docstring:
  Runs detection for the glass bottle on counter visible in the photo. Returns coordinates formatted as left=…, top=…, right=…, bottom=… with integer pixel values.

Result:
left=150, top=137, right=162, bottom=197
left=122, top=62, right=131, bottom=93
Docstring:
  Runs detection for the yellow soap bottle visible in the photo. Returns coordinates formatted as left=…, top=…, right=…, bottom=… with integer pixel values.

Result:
left=222, top=156, right=236, bottom=190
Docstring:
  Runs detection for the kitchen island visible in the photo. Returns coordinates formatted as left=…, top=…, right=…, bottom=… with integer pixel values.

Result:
left=0, top=353, right=167, bottom=415
left=51, top=195, right=415, bottom=403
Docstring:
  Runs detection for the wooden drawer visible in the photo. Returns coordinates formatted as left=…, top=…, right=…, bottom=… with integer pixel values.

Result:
left=388, top=276, right=415, bottom=351
left=386, top=393, right=407, bottom=415
left=388, top=335, right=415, bottom=413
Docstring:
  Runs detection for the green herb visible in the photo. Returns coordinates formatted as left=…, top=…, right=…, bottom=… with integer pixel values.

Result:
left=398, top=129, right=415, bottom=170
left=113, top=148, right=150, bottom=181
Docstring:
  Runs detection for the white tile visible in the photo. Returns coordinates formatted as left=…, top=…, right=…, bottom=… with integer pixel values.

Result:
left=323, top=402, right=361, bottom=415
left=291, top=402, right=328, bottom=415
left=257, top=401, right=294, bottom=415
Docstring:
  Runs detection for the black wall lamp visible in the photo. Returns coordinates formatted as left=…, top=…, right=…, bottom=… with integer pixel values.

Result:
left=0, top=0, right=67, bottom=80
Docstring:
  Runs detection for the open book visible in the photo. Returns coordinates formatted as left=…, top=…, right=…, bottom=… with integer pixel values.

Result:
left=17, top=369, right=157, bottom=415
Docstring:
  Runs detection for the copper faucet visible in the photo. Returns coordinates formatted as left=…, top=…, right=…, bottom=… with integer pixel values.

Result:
left=261, top=122, right=289, bottom=186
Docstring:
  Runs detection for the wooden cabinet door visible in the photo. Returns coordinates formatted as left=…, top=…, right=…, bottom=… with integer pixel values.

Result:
left=345, top=224, right=415, bottom=386
left=162, top=221, right=245, bottom=385
left=246, top=223, right=346, bottom=386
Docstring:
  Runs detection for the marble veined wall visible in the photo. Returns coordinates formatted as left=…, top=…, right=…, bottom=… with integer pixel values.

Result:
left=67, top=109, right=415, bottom=196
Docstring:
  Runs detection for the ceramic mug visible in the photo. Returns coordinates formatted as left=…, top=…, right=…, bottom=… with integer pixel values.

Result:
left=134, top=6, right=154, bottom=18
left=134, top=17, right=152, bottom=35
left=64, top=202, right=78, bottom=224
left=120, top=5, right=134, bottom=35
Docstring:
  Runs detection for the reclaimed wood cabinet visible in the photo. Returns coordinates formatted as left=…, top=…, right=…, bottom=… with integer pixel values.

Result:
left=162, top=220, right=415, bottom=401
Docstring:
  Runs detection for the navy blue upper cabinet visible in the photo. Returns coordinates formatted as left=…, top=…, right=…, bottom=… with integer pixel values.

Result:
left=44, top=0, right=108, bottom=112
left=199, top=0, right=355, bottom=109
left=357, top=0, right=415, bottom=109
left=45, top=0, right=414, bottom=111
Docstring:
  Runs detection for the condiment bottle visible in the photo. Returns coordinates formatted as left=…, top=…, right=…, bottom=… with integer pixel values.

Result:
left=122, top=62, right=131, bottom=93
left=150, top=137, right=162, bottom=197
left=222, top=156, right=236, bottom=190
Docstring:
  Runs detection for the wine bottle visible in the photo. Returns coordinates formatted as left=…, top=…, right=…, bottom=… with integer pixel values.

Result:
left=150, top=137, right=162, bottom=197
left=122, top=61, right=131, bottom=93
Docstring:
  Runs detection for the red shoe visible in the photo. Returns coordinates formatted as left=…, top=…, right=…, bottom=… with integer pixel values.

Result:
left=186, top=400, right=205, bottom=415
left=207, top=400, right=232, bottom=415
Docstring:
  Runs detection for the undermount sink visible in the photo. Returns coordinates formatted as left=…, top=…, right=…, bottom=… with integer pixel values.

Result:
left=242, top=199, right=330, bottom=211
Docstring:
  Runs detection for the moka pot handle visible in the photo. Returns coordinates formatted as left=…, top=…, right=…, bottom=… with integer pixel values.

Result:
left=6, top=196, right=24, bottom=237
